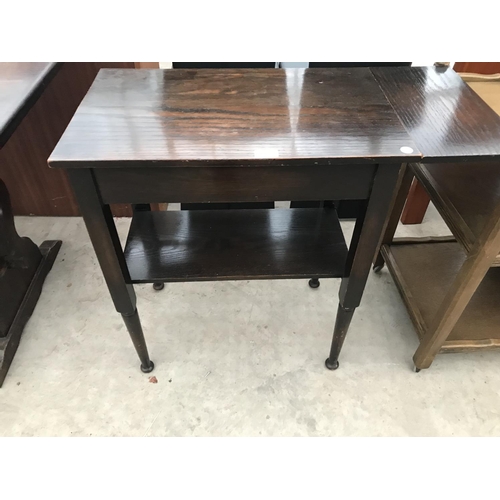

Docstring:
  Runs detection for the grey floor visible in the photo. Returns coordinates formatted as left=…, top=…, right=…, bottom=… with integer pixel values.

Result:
left=2, top=203, right=500, bottom=436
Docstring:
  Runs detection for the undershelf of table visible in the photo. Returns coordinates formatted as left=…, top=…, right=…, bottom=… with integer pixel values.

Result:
left=382, top=239, right=500, bottom=352
left=124, top=207, right=348, bottom=283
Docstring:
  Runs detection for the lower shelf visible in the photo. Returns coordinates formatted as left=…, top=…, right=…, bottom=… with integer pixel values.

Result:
left=382, top=240, right=500, bottom=352
left=124, top=208, right=348, bottom=283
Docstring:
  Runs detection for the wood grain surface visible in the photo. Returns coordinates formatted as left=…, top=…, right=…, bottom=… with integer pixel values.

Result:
left=49, top=68, right=420, bottom=167
left=124, top=207, right=348, bottom=282
left=371, top=66, right=500, bottom=161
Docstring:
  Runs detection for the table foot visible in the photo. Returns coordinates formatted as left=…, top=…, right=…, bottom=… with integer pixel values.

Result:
left=141, top=360, right=155, bottom=373
left=122, top=309, right=153, bottom=371
left=325, top=358, right=340, bottom=370
left=309, top=278, right=320, bottom=289
left=0, top=240, right=62, bottom=387
left=414, top=366, right=421, bottom=373
left=373, top=264, right=385, bottom=273
left=326, top=304, right=355, bottom=371
left=153, top=282, right=165, bottom=291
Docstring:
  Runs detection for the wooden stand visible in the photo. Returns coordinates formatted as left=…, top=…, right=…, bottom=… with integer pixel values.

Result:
left=0, top=180, right=61, bottom=386
left=377, top=161, right=500, bottom=369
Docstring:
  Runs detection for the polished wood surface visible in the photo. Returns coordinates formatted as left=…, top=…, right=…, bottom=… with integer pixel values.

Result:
left=0, top=62, right=60, bottom=148
left=371, top=66, right=500, bottom=161
left=399, top=70, right=500, bottom=225
left=124, top=208, right=347, bottom=283
left=49, top=68, right=420, bottom=168
left=172, top=62, right=277, bottom=212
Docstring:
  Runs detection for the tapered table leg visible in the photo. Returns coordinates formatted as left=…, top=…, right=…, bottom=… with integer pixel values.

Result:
left=326, top=163, right=402, bottom=369
left=325, top=304, right=354, bottom=369
left=69, top=169, right=154, bottom=372
left=122, top=309, right=154, bottom=372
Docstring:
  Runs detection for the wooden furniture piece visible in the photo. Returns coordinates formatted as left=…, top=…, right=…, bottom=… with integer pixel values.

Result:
left=399, top=63, right=500, bottom=225
left=160, top=62, right=278, bottom=292
left=291, top=62, right=412, bottom=290
left=373, top=66, right=500, bottom=370
left=0, top=63, right=63, bottom=387
left=0, top=62, right=157, bottom=218
left=49, top=67, right=421, bottom=373
left=173, top=62, right=276, bottom=213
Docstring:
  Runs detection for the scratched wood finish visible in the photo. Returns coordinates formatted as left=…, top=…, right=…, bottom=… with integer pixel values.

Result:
left=0, top=62, right=60, bottom=148
left=124, top=208, right=348, bottom=282
left=371, top=66, right=500, bottom=161
left=48, top=68, right=420, bottom=168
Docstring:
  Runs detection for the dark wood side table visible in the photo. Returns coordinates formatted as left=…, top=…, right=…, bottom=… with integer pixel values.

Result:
left=48, top=68, right=421, bottom=373
left=0, top=63, right=62, bottom=386
left=372, top=66, right=500, bottom=370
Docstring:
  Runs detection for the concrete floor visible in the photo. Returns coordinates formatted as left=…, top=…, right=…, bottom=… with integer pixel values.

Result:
left=2, top=204, right=500, bottom=436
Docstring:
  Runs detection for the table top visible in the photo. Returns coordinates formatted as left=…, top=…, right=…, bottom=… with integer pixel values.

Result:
left=49, top=67, right=421, bottom=168
left=371, top=66, right=500, bottom=162
left=0, top=62, right=60, bottom=148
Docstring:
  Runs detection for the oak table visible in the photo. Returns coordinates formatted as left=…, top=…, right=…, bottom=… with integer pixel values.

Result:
left=0, top=62, right=62, bottom=386
left=49, top=67, right=422, bottom=373
left=373, top=66, right=500, bottom=370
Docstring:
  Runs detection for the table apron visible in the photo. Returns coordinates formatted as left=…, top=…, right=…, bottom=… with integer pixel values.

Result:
left=94, top=165, right=376, bottom=204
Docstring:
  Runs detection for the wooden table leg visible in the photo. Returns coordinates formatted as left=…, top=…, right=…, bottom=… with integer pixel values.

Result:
left=132, top=204, right=164, bottom=292
left=68, top=170, right=154, bottom=373
left=326, top=163, right=402, bottom=369
left=373, top=163, right=414, bottom=271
